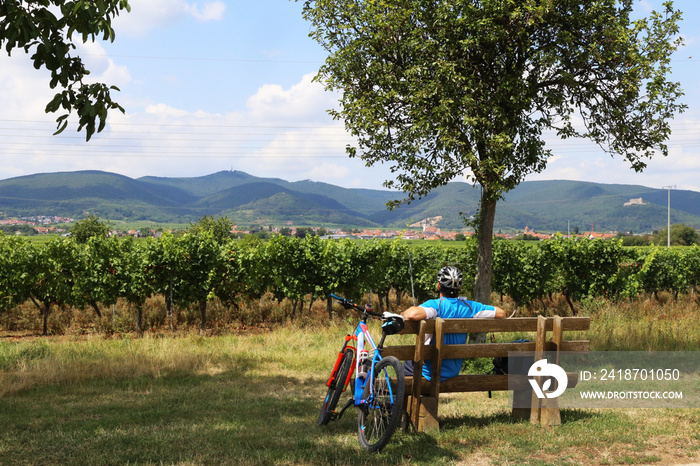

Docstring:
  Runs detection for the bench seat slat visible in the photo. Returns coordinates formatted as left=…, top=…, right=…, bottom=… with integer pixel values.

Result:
left=383, top=340, right=589, bottom=360
left=402, top=372, right=579, bottom=394
left=441, top=340, right=590, bottom=358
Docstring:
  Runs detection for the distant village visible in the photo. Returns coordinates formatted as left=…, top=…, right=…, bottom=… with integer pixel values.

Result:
left=3, top=196, right=666, bottom=240
left=0, top=196, right=666, bottom=240
left=0, top=214, right=622, bottom=240
left=0, top=216, right=73, bottom=235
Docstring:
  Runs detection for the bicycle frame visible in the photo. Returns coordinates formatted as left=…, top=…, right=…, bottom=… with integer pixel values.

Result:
left=354, top=320, right=391, bottom=406
left=325, top=309, right=397, bottom=416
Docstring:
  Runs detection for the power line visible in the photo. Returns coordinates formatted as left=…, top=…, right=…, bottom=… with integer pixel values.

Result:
left=84, top=53, right=324, bottom=65
left=0, top=119, right=343, bottom=129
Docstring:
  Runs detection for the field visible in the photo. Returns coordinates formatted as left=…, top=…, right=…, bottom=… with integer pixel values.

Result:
left=1, top=295, right=699, bottom=465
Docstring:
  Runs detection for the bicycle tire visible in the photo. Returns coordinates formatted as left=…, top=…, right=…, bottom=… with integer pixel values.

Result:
left=318, top=347, right=354, bottom=426
left=357, top=355, right=405, bottom=452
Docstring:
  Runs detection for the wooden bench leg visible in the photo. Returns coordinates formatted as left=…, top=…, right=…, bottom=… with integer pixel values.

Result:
left=529, top=315, right=563, bottom=426
left=540, top=397, right=561, bottom=426
left=410, top=387, right=422, bottom=430
left=541, top=315, right=563, bottom=426
left=409, top=395, right=439, bottom=432
left=530, top=315, right=546, bottom=424
left=511, top=389, right=532, bottom=420
left=401, top=394, right=411, bottom=431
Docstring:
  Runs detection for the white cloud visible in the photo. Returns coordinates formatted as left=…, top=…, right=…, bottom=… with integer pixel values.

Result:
left=246, top=73, right=338, bottom=124
left=0, top=55, right=55, bottom=120
left=306, top=163, right=350, bottom=180
left=637, top=1, right=654, bottom=14
left=75, top=42, right=132, bottom=87
left=188, top=2, right=226, bottom=21
left=113, top=0, right=225, bottom=37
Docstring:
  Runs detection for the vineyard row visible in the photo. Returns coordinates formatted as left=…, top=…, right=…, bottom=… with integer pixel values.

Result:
left=1, top=233, right=699, bottom=334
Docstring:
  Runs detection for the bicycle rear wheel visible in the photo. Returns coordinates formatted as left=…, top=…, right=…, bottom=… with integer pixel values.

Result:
left=357, top=355, right=405, bottom=452
left=318, top=347, right=354, bottom=426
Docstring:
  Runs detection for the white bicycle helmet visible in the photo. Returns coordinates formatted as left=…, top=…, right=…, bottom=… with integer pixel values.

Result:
left=437, top=265, right=463, bottom=291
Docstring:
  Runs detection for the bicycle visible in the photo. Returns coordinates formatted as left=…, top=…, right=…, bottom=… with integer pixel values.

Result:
left=318, top=293, right=406, bottom=452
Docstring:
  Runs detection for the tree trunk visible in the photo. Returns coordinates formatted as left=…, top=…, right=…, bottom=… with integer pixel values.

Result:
left=326, top=297, right=333, bottom=319
left=136, top=304, right=143, bottom=336
left=290, top=300, right=298, bottom=321
left=29, top=297, right=51, bottom=335
left=474, top=193, right=498, bottom=304
left=377, top=291, right=386, bottom=313
left=471, top=191, right=498, bottom=345
left=199, top=299, right=207, bottom=332
left=90, top=300, right=103, bottom=319
left=42, top=303, right=51, bottom=336
left=564, top=291, right=577, bottom=316
left=166, top=294, right=173, bottom=319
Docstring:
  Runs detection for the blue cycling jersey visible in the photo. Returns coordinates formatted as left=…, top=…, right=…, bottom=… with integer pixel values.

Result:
left=420, top=297, right=496, bottom=381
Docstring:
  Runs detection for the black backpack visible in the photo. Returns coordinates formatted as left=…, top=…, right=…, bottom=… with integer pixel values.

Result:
left=489, top=339, right=530, bottom=397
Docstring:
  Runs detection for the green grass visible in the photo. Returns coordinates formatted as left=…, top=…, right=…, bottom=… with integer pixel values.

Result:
left=1, top=324, right=698, bottom=465
left=19, top=234, right=61, bottom=245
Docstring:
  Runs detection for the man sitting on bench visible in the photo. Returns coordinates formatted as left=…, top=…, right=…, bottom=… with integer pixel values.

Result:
left=400, top=265, right=506, bottom=381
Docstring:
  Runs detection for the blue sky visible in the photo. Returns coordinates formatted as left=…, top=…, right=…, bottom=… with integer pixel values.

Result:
left=1, top=0, right=699, bottom=194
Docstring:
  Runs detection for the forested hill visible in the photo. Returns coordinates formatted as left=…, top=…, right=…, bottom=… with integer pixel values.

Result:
left=1, top=170, right=699, bottom=232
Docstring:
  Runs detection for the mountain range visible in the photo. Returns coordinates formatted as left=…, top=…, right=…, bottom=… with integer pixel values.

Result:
left=0, top=170, right=699, bottom=233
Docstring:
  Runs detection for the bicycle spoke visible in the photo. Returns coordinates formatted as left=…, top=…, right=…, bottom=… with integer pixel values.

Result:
left=357, top=356, right=404, bottom=452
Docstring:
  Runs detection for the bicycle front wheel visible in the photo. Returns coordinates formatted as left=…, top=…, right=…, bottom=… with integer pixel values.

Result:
left=357, top=355, right=405, bottom=452
left=318, top=347, right=354, bottom=426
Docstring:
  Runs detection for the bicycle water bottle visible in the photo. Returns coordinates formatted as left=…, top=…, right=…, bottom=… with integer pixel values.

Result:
left=358, top=349, right=370, bottom=378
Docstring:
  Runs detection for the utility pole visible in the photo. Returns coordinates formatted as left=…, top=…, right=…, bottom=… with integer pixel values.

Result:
left=662, top=185, right=676, bottom=248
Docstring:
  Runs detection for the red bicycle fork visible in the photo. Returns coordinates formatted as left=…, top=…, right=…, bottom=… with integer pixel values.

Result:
left=326, top=334, right=356, bottom=389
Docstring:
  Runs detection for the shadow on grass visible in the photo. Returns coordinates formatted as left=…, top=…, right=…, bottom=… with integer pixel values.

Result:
left=0, top=352, right=460, bottom=465
left=440, top=407, right=598, bottom=431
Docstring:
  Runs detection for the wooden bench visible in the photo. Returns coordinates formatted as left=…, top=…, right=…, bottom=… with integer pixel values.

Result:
left=382, top=315, right=590, bottom=432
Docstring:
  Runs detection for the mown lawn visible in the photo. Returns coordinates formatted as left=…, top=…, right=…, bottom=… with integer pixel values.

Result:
left=1, top=325, right=698, bottom=465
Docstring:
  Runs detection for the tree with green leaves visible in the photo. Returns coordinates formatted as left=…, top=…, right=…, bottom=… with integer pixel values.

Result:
left=188, top=215, right=234, bottom=244
left=294, top=227, right=314, bottom=239
left=71, top=214, right=111, bottom=243
left=653, top=223, right=700, bottom=247
left=1, top=1, right=131, bottom=140
left=303, top=0, right=685, bottom=303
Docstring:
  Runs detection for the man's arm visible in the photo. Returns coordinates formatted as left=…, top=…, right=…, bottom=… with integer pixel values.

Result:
left=402, top=304, right=507, bottom=320
left=401, top=306, right=427, bottom=321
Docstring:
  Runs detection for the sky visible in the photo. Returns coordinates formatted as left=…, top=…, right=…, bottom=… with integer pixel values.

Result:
left=1, top=0, right=699, bottom=194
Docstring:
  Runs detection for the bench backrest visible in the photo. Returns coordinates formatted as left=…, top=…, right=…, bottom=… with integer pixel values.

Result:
left=383, top=315, right=591, bottom=431
left=383, top=316, right=590, bottom=360
left=383, top=316, right=590, bottom=395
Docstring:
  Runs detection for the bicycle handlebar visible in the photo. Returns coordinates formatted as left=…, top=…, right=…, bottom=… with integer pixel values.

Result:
left=330, top=293, right=383, bottom=318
